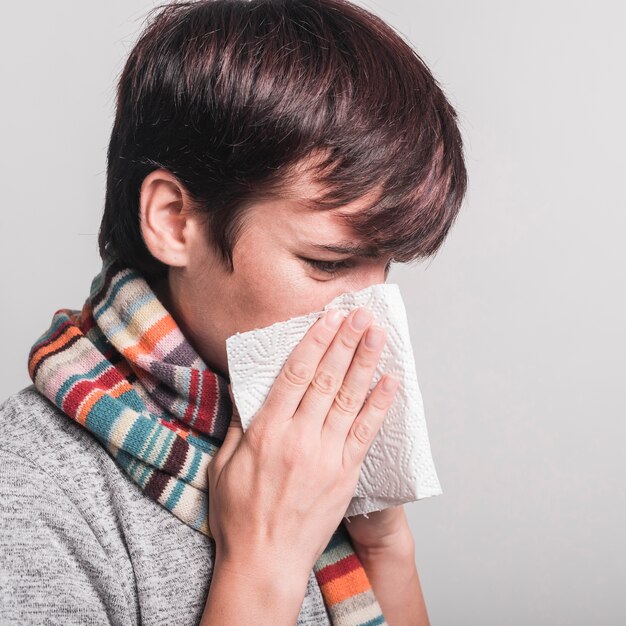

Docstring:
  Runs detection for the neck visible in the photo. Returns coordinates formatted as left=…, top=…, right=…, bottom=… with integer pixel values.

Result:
left=149, top=273, right=231, bottom=383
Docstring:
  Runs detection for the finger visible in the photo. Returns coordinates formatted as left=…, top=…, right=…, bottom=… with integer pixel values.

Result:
left=228, top=384, right=242, bottom=427
left=256, top=308, right=347, bottom=427
left=321, top=324, right=387, bottom=448
left=294, top=307, right=375, bottom=433
left=342, top=374, right=400, bottom=469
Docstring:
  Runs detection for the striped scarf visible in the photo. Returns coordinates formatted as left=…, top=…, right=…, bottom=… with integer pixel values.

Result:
left=27, top=255, right=387, bottom=626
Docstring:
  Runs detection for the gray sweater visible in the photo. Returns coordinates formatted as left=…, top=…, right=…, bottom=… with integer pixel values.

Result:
left=0, top=386, right=332, bottom=625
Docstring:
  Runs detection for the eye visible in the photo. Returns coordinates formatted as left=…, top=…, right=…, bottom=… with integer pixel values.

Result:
left=303, top=258, right=353, bottom=275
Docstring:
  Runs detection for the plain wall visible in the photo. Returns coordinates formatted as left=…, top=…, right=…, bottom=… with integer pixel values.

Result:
left=1, top=1, right=624, bottom=624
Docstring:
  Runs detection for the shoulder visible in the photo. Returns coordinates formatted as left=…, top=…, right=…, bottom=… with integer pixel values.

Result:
left=0, top=385, right=101, bottom=457
left=0, top=398, right=136, bottom=624
left=0, top=386, right=167, bottom=540
left=0, top=387, right=141, bottom=621
left=0, top=386, right=127, bottom=497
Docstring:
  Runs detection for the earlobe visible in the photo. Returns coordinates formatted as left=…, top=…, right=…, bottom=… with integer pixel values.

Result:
left=139, top=169, right=193, bottom=267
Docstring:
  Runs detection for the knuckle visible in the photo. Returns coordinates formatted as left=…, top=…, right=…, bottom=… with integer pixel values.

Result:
left=281, top=448, right=297, bottom=470
left=246, top=421, right=273, bottom=453
left=282, top=438, right=308, bottom=468
left=282, top=359, right=312, bottom=386
left=206, top=457, right=220, bottom=481
left=368, top=394, right=390, bottom=413
left=338, top=331, right=359, bottom=351
left=353, top=351, right=375, bottom=370
left=334, top=385, right=361, bottom=414
left=311, top=330, right=331, bottom=349
left=311, top=370, right=338, bottom=395
left=244, top=427, right=262, bottom=454
left=352, top=420, right=374, bottom=445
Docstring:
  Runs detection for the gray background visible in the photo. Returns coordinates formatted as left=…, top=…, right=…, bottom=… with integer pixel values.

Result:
left=1, top=1, right=624, bottom=624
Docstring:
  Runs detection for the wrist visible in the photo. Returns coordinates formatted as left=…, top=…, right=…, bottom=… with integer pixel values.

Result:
left=215, top=548, right=310, bottom=601
left=201, top=554, right=309, bottom=626
left=351, top=522, right=416, bottom=565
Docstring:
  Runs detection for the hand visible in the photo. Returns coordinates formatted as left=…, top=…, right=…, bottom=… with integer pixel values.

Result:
left=206, top=306, right=400, bottom=582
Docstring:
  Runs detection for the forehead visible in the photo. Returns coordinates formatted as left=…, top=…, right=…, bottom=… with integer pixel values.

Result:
left=247, top=153, right=385, bottom=252
left=252, top=195, right=356, bottom=237
left=246, top=193, right=382, bottom=259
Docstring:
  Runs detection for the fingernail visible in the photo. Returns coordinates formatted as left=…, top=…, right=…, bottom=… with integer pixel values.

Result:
left=351, top=308, right=372, bottom=330
left=325, top=309, right=344, bottom=329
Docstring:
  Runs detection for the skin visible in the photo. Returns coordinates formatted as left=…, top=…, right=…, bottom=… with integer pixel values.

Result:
left=139, top=166, right=429, bottom=625
left=141, top=170, right=393, bottom=381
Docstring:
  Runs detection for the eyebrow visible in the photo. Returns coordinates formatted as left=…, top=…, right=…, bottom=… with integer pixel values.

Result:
left=308, top=241, right=380, bottom=258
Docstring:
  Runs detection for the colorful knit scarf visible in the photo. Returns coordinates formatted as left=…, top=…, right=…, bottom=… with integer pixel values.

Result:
left=27, top=254, right=387, bottom=625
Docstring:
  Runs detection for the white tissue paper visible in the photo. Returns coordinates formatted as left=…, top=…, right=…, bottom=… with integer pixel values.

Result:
left=225, top=282, right=442, bottom=518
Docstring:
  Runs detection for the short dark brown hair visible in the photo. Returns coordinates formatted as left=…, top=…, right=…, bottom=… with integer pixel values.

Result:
left=98, top=0, right=468, bottom=278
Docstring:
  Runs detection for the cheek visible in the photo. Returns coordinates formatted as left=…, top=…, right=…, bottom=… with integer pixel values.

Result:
left=230, top=255, right=289, bottom=319
left=233, top=255, right=330, bottom=325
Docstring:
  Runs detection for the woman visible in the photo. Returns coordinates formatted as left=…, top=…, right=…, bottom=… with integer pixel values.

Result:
left=0, top=0, right=466, bottom=624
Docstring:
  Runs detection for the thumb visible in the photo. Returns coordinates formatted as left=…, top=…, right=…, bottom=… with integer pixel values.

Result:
left=219, top=384, right=244, bottom=457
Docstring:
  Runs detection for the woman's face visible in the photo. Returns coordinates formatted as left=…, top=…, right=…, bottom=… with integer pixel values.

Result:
left=159, top=194, right=393, bottom=381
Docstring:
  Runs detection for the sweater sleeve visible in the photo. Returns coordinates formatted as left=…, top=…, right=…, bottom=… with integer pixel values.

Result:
left=0, top=448, right=134, bottom=625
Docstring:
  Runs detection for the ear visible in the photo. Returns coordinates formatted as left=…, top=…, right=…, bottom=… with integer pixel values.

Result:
left=139, top=169, right=196, bottom=267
